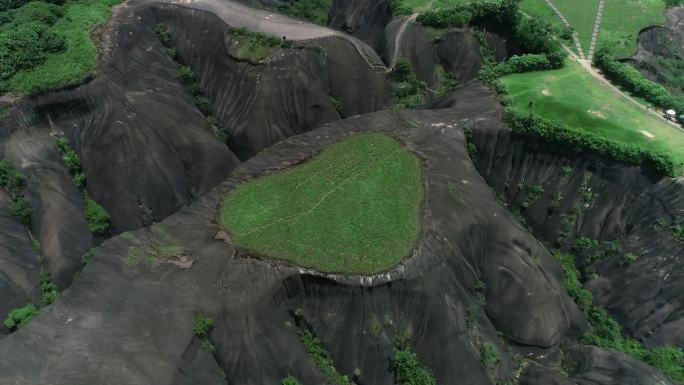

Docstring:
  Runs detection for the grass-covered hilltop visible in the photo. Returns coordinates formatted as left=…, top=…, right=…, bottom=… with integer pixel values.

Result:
left=221, top=133, right=424, bottom=274
left=0, top=0, right=121, bottom=95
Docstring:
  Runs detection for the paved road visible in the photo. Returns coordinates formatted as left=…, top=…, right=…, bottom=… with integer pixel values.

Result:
left=132, top=0, right=388, bottom=69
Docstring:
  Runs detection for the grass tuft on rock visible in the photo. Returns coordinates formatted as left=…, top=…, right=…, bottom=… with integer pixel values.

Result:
left=220, top=133, right=423, bottom=274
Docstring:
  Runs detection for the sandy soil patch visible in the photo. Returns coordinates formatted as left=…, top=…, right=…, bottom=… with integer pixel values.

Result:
left=640, top=130, right=655, bottom=138
left=541, top=89, right=551, bottom=96
left=588, top=109, right=607, bottom=119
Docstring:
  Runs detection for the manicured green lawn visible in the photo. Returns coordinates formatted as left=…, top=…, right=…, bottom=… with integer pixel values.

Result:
left=599, top=0, right=667, bottom=58
left=1, top=0, right=122, bottom=95
left=220, top=133, right=424, bottom=275
left=502, top=58, right=684, bottom=166
left=553, top=0, right=600, bottom=55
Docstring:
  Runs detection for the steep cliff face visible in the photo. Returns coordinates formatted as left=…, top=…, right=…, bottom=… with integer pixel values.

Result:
left=630, top=7, right=684, bottom=95
left=471, top=122, right=684, bottom=348
left=151, top=4, right=393, bottom=159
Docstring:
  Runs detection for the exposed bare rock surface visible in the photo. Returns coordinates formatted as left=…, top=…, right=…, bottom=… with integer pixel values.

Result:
left=471, top=119, right=684, bottom=349
left=0, top=84, right=588, bottom=384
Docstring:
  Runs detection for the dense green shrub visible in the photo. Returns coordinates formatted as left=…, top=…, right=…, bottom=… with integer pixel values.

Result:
left=39, top=268, right=58, bottom=305
left=281, top=376, right=302, bottom=385
left=554, top=250, right=684, bottom=382
left=570, top=236, right=598, bottom=255
left=3, top=303, right=38, bottom=331
left=154, top=23, right=170, bottom=45
left=10, top=196, right=31, bottom=226
left=480, top=342, right=500, bottom=369
left=185, top=82, right=200, bottom=96
left=594, top=50, right=684, bottom=114
left=388, top=58, right=426, bottom=108
left=80, top=247, right=97, bottom=266
left=84, top=195, right=110, bottom=236
left=276, top=0, right=332, bottom=24
left=503, top=108, right=681, bottom=177
left=673, top=222, right=684, bottom=241
left=0, top=159, right=25, bottom=194
left=393, top=347, right=436, bottom=385
left=176, top=65, right=195, bottom=83
left=194, top=313, right=214, bottom=337
left=0, top=1, right=66, bottom=81
left=417, top=0, right=519, bottom=30
left=72, top=172, right=86, bottom=189
left=435, top=65, right=458, bottom=96
left=228, top=27, right=283, bottom=47
left=621, top=253, right=637, bottom=266
left=299, top=329, right=351, bottom=385
left=194, top=96, right=212, bottom=115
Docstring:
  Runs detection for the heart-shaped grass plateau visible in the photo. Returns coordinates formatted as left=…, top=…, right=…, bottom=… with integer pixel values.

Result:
left=220, top=132, right=424, bottom=274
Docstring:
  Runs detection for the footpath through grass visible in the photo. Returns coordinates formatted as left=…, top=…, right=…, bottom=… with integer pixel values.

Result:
left=552, top=0, right=600, bottom=54
left=220, top=133, right=424, bottom=275
left=501, top=58, right=684, bottom=167
left=1, top=0, right=122, bottom=95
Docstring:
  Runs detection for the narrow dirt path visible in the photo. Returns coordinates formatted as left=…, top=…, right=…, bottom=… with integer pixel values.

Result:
left=389, top=13, right=419, bottom=70
left=543, top=0, right=586, bottom=59
left=587, top=0, right=605, bottom=60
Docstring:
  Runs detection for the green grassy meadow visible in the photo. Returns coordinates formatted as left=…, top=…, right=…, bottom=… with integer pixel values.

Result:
left=553, top=0, right=600, bottom=55
left=1, top=0, right=122, bottom=95
left=519, top=0, right=668, bottom=58
left=502, top=58, right=684, bottom=166
left=599, top=0, right=667, bottom=58
left=220, top=133, right=424, bottom=275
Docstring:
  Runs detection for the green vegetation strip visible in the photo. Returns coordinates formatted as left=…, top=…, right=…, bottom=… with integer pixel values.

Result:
left=220, top=133, right=423, bottom=274
left=276, top=0, right=332, bottom=24
left=227, top=27, right=317, bottom=64
left=299, top=329, right=351, bottom=385
left=554, top=250, right=684, bottom=382
left=393, top=347, right=436, bottom=385
left=55, top=137, right=111, bottom=235
left=1, top=0, right=123, bottom=95
left=0, top=161, right=59, bottom=332
left=500, top=59, right=684, bottom=175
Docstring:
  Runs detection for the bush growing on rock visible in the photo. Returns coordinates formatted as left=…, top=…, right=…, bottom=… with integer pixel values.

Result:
left=194, top=313, right=214, bottom=337
left=0, top=159, right=25, bottom=194
left=194, top=96, right=212, bottom=115
left=176, top=65, right=195, bottom=83
left=3, top=303, right=38, bottom=331
left=10, top=196, right=31, bottom=226
left=393, top=347, right=436, bottom=385
left=480, top=343, right=500, bottom=369
left=84, top=195, right=110, bottom=236
left=281, top=375, right=302, bottom=385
